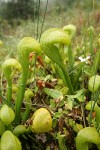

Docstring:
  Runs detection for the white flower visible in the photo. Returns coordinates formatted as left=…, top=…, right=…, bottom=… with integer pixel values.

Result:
left=79, top=56, right=90, bottom=64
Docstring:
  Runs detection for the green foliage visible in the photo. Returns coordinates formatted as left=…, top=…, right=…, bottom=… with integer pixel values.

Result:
left=0, top=1, right=100, bottom=149
left=0, top=0, right=38, bottom=20
left=44, top=88, right=63, bottom=99
left=0, top=25, right=100, bottom=149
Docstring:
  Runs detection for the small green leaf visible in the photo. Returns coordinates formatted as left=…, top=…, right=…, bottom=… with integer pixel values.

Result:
left=67, top=89, right=84, bottom=99
left=60, top=87, right=68, bottom=95
left=50, top=99, right=56, bottom=108
left=44, top=88, right=63, bottom=99
left=58, top=100, right=65, bottom=107
left=54, top=112, right=62, bottom=119
left=52, top=118, right=57, bottom=128
left=66, top=89, right=85, bottom=102
left=65, top=98, right=73, bottom=110
left=77, top=95, right=85, bottom=102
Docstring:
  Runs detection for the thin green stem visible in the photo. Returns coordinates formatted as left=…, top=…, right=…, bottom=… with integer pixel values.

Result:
left=67, top=44, right=74, bottom=69
left=22, top=89, right=33, bottom=122
left=15, top=73, right=27, bottom=125
left=90, top=32, right=94, bottom=57
left=6, top=79, right=12, bottom=105
left=60, top=63, right=74, bottom=94
left=67, top=44, right=75, bottom=86
left=89, top=74, right=97, bottom=125
left=89, top=91, right=100, bottom=126
left=73, top=62, right=84, bottom=90
left=33, top=1, right=36, bottom=38
left=22, top=103, right=30, bottom=122
left=36, top=0, right=41, bottom=39
left=81, top=103, right=86, bottom=127
left=39, top=0, right=48, bottom=41
left=0, top=71, right=3, bottom=96
left=55, top=64, right=66, bottom=85
left=91, top=50, right=100, bottom=76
